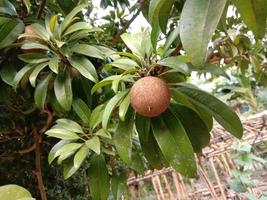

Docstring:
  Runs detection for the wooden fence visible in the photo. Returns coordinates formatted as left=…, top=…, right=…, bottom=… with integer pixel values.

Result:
left=127, top=111, right=267, bottom=200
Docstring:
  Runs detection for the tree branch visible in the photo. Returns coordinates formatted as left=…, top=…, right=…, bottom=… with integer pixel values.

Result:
left=34, top=128, right=47, bottom=200
left=110, top=0, right=146, bottom=47
left=37, top=0, right=47, bottom=19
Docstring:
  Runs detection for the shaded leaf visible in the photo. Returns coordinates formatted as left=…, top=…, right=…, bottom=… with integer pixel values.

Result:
left=87, top=154, right=110, bottom=200
left=114, top=110, right=134, bottom=164
left=29, top=62, right=48, bottom=87
left=34, top=73, right=52, bottom=109
left=151, top=109, right=197, bottom=177
left=54, top=71, right=73, bottom=111
left=72, top=44, right=104, bottom=59
left=72, top=98, right=91, bottom=126
left=177, top=83, right=243, bottom=138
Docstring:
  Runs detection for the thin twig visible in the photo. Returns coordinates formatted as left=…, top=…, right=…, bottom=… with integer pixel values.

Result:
left=37, top=0, right=47, bottom=19
left=109, top=0, right=146, bottom=47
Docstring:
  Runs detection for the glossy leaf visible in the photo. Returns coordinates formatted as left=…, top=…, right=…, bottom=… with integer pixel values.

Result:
left=102, top=90, right=128, bottom=130
left=189, top=63, right=230, bottom=79
left=233, top=0, right=267, bottom=38
left=30, top=23, right=50, bottom=41
left=63, top=160, right=79, bottom=179
left=180, top=0, right=227, bottom=66
left=0, top=185, right=32, bottom=200
left=68, top=56, right=98, bottom=83
left=177, top=83, right=243, bottom=138
left=158, top=0, right=174, bottom=34
left=86, top=136, right=101, bottom=154
left=0, top=19, right=24, bottom=49
left=90, top=104, right=105, bottom=129
left=13, top=64, right=33, bottom=89
left=158, top=56, right=190, bottom=75
left=49, top=57, right=59, bottom=74
left=54, top=71, right=73, bottom=111
left=107, top=58, right=139, bottom=71
left=56, top=118, right=84, bottom=133
left=151, top=110, right=197, bottom=177
left=0, top=0, right=17, bottom=16
left=48, top=140, right=72, bottom=164
left=29, top=62, right=48, bottom=87
left=114, top=110, right=134, bottom=164
left=59, top=4, right=88, bottom=36
left=21, top=42, right=49, bottom=51
left=119, top=92, right=130, bottom=121
left=74, top=145, right=89, bottom=169
left=64, top=22, right=102, bottom=36
left=72, top=44, right=104, bottom=59
left=0, top=64, right=16, bottom=86
left=170, top=103, right=210, bottom=152
left=45, top=127, right=80, bottom=140
left=87, top=154, right=110, bottom=200
left=34, top=73, right=52, bottom=109
left=18, top=53, right=49, bottom=64
left=55, top=143, right=83, bottom=158
left=72, top=98, right=91, bottom=126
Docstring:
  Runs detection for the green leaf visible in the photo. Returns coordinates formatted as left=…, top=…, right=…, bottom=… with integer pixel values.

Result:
left=0, top=0, right=17, bottom=16
left=158, top=56, right=190, bottom=75
left=114, top=110, right=134, bottom=164
left=0, top=64, right=16, bottom=86
left=87, top=154, right=110, bottom=200
left=180, top=0, right=227, bottom=66
left=56, top=118, right=84, bottom=133
left=59, top=4, right=88, bottom=36
left=72, top=44, right=104, bottom=59
left=106, top=58, right=139, bottom=71
left=158, top=0, right=174, bottom=34
left=177, top=83, right=243, bottom=138
left=55, top=143, right=83, bottom=158
left=130, top=152, right=145, bottom=174
left=68, top=56, right=98, bottom=83
left=0, top=185, right=32, bottom=200
left=111, top=174, right=127, bottom=200
left=86, top=136, right=101, bottom=154
left=34, top=73, right=52, bottom=109
left=30, top=23, right=50, bottom=41
left=74, top=145, right=89, bottom=169
left=22, top=0, right=31, bottom=13
left=102, top=90, right=128, bottom=130
left=163, top=26, right=179, bottom=56
left=90, top=104, right=105, bottom=129
left=13, top=64, right=34, bottom=89
left=49, top=57, right=59, bottom=73
left=21, top=42, right=49, bottom=51
left=233, top=0, right=267, bottom=39
left=63, top=160, right=79, bottom=179
left=54, top=71, right=73, bottom=111
left=18, top=53, right=49, bottom=64
left=63, top=22, right=102, bottom=36
left=0, top=19, right=24, bottom=49
left=121, top=33, right=147, bottom=58
left=151, top=109, right=197, bottom=177
left=29, top=62, right=48, bottom=87
left=119, top=92, right=130, bottom=121
left=45, top=127, right=80, bottom=140
left=72, top=98, right=91, bottom=126
left=170, top=103, right=210, bottom=152
left=48, top=140, right=72, bottom=164
left=189, top=63, right=230, bottom=79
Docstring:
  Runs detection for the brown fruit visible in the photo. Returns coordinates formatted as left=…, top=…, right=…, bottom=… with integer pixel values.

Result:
left=130, top=76, right=170, bottom=117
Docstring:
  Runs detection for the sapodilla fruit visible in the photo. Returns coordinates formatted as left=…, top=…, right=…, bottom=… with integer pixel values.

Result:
left=130, top=76, right=170, bottom=117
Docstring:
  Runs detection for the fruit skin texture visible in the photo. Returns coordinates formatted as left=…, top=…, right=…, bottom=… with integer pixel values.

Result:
left=130, top=76, right=170, bottom=117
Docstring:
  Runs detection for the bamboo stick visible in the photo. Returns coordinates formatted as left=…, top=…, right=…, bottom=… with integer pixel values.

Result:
left=209, top=157, right=227, bottom=200
left=172, top=172, right=182, bottom=200
left=220, top=154, right=232, bottom=175
left=155, top=175, right=165, bottom=200
left=162, top=174, right=175, bottom=200
left=152, top=177, right=161, bottom=200
left=198, top=165, right=219, bottom=200
left=178, top=173, right=189, bottom=199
